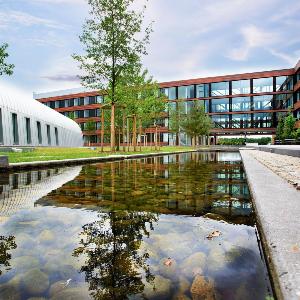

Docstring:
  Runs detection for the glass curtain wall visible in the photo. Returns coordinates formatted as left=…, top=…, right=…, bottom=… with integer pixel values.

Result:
left=178, top=85, right=195, bottom=99
left=12, top=113, right=19, bottom=145
left=253, top=113, right=273, bottom=128
left=253, top=77, right=273, bottom=93
left=212, top=115, right=230, bottom=128
left=196, top=84, right=209, bottom=98
left=211, top=98, right=230, bottom=113
left=211, top=82, right=230, bottom=96
left=231, top=114, right=251, bottom=128
left=253, top=95, right=273, bottom=110
left=232, top=80, right=250, bottom=95
left=26, top=118, right=31, bottom=144
left=232, top=97, right=251, bottom=112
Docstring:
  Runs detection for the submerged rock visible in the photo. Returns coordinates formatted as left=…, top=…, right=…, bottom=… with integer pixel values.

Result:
left=180, top=252, right=206, bottom=277
left=10, top=255, right=40, bottom=272
left=22, top=269, right=49, bottom=296
left=50, top=285, right=91, bottom=300
left=190, top=275, right=216, bottom=300
left=173, top=293, right=191, bottom=300
left=143, top=275, right=172, bottom=298
left=207, top=248, right=227, bottom=274
left=0, top=285, right=21, bottom=300
left=38, top=229, right=55, bottom=243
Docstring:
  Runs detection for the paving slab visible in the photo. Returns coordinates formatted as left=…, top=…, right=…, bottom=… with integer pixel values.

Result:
left=240, top=150, right=300, bottom=300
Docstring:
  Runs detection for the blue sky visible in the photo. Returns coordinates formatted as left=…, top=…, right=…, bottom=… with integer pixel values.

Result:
left=0, top=0, right=300, bottom=97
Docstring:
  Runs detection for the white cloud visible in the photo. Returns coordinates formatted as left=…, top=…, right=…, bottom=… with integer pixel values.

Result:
left=0, top=10, right=66, bottom=30
left=226, top=25, right=280, bottom=61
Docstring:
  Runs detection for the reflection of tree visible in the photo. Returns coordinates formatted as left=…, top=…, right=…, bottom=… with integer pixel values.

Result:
left=73, top=211, right=158, bottom=300
left=0, top=235, right=17, bottom=275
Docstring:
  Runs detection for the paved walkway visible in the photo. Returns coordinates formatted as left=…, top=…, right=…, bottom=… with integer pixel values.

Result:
left=246, top=149, right=300, bottom=189
left=240, top=150, right=300, bottom=300
left=255, top=145, right=300, bottom=158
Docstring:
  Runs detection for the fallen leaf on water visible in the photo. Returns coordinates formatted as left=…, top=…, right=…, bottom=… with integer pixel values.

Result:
left=206, top=230, right=221, bottom=240
left=164, top=258, right=173, bottom=266
left=291, top=245, right=300, bottom=253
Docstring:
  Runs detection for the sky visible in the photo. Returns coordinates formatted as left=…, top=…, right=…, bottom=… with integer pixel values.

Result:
left=0, top=0, right=300, bottom=98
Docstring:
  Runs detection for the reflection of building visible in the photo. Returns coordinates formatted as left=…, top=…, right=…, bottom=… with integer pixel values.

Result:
left=34, top=61, right=300, bottom=145
left=0, top=92, right=83, bottom=147
left=0, top=166, right=82, bottom=220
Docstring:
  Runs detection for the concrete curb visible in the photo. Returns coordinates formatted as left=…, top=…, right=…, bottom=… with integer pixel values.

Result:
left=240, top=150, right=300, bottom=300
left=255, top=146, right=300, bottom=158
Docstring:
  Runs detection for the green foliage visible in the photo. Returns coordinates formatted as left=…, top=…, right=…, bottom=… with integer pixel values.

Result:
left=73, top=0, right=152, bottom=103
left=276, top=113, right=299, bottom=140
left=178, top=103, right=212, bottom=138
left=0, top=43, right=14, bottom=76
left=217, top=137, right=271, bottom=145
left=85, top=120, right=96, bottom=132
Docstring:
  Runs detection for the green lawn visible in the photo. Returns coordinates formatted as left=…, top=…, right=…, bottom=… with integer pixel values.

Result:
left=0, top=146, right=199, bottom=163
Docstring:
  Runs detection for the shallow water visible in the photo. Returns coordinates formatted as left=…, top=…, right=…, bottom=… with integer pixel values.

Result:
left=0, top=152, right=273, bottom=299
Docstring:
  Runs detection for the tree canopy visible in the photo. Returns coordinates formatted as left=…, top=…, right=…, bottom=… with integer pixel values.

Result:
left=0, top=43, right=14, bottom=76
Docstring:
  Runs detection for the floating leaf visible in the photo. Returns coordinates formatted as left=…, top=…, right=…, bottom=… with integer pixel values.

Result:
left=291, top=245, right=300, bottom=253
left=206, top=230, right=221, bottom=240
left=164, top=258, right=173, bottom=266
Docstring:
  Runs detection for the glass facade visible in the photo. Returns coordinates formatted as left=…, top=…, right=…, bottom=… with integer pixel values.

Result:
left=169, top=87, right=176, bottom=100
left=231, top=114, right=251, bottom=128
left=232, top=80, right=250, bottom=95
left=253, top=95, right=273, bottom=110
left=276, top=76, right=293, bottom=91
left=47, top=125, right=51, bottom=145
left=196, top=84, right=209, bottom=98
left=274, top=93, right=293, bottom=109
left=232, top=97, right=251, bottom=112
left=253, top=77, right=273, bottom=93
left=178, top=85, right=195, bottom=99
left=211, top=98, right=230, bottom=113
left=212, top=115, right=230, bottom=128
left=211, top=82, right=230, bottom=96
left=55, top=127, right=59, bottom=146
left=253, top=113, right=272, bottom=128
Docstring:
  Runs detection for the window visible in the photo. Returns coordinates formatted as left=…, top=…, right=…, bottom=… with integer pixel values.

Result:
left=84, top=97, right=89, bottom=105
left=59, top=100, right=65, bottom=108
left=160, top=88, right=169, bottom=98
left=37, top=121, right=42, bottom=144
left=178, top=85, right=195, bottom=99
left=232, top=80, right=250, bottom=95
left=231, top=114, right=251, bottom=128
left=0, top=109, right=3, bottom=144
left=76, top=110, right=84, bottom=118
left=211, top=98, right=230, bottom=113
left=96, top=96, right=103, bottom=104
left=253, top=77, right=273, bottom=93
left=202, top=100, right=209, bottom=113
left=55, top=127, right=59, bottom=146
left=212, top=114, right=230, bottom=129
left=274, top=93, right=293, bottom=109
left=55, top=101, right=59, bottom=109
left=232, top=97, right=251, bottom=112
left=50, top=101, right=55, bottom=109
left=276, top=76, right=293, bottom=91
left=69, top=99, right=74, bottom=107
left=211, top=82, right=229, bottom=96
left=47, top=125, right=51, bottom=145
left=168, top=87, right=176, bottom=100
left=25, top=118, right=31, bottom=144
left=12, top=113, right=19, bottom=145
left=196, top=84, right=209, bottom=98
left=253, top=95, right=273, bottom=110
left=253, top=113, right=272, bottom=128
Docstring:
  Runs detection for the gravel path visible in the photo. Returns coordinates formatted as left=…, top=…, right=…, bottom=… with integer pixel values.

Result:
left=245, top=150, right=300, bottom=190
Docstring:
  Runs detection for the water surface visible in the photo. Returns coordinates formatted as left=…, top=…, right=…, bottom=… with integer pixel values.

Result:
left=0, top=152, right=273, bottom=299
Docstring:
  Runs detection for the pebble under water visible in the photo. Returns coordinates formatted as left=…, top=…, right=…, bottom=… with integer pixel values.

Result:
left=0, top=152, right=274, bottom=299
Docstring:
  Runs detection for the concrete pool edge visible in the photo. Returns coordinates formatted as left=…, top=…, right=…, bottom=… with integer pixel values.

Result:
left=0, top=147, right=240, bottom=170
left=240, top=150, right=300, bottom=300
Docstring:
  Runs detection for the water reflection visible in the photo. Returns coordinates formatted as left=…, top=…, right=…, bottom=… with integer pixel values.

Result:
left=0, top=166, right=82, bottom=221
left=0, top=235, right=17, bottom=276
left=0, top=152, right=273, bottom=299
left=74, top=211, right=158, bottom=299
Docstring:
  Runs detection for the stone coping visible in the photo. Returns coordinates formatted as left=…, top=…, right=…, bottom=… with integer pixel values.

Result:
left=255, top=145, right=300, bottom=158
left=240, top=150, right=300, bottom=300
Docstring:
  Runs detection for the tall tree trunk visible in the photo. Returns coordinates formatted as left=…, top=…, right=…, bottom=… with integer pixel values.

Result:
left=122, top=111, right=126, bottom=152
left=101, top=109, right=104, bottom=152
left=127, top=118, right=130, bottom=152
left=139, top=118, right=142, bottom=152
left=132, top=115, right=137, bottom=152
left=155, top=126, right=158, bottom=150
left=111, top=103, right=115, bottom=152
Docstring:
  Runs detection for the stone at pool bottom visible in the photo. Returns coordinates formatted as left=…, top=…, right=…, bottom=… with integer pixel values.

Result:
left=22, top=269, right=50, bottom=296
left=190, top=275, right=216, bottom=300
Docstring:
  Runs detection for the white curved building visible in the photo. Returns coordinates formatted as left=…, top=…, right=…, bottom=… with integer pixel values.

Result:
left=0, top=92, right=83, bottom=147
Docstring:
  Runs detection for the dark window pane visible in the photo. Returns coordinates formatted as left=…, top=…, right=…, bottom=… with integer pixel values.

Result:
left=26, top=118, right=31, bottom=144
left=231, top=114, right=251, bottom=128
left=55, top=127, right=59, bottom=146
left=253, top=113, right=273, bottom=128
left=212, top=114, right=230, bottom=128
left=47, top=125, right=51, bottom=145
left=37, top=121, right=42, bottom=144
left=12, top=113, right=19, bottom=144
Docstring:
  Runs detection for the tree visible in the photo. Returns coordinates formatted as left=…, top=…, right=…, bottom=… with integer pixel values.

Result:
left=85, top=120, right=96, bottom=146
left=168, top=102, right=185, bottom=146
left=0, top=43, right=14, bottom=76
left=74, top=0, right=152, bottom=152
left=116, top=63, right=166, bottom=150
left=180, top=103, right=212, bottom=146
left=276, top=115, right=285, bottom=141
left=283, top=114, right=296, bottom=139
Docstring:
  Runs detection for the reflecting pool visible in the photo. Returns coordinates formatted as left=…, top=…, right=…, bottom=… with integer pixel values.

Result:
left=0, top=152, right=273, bottom=299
